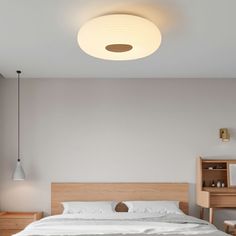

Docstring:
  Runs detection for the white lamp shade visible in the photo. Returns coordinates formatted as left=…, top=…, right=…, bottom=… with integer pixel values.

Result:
left=78, top=14, right=162, bottom=60
left=13, top=160, right=25, bottom=180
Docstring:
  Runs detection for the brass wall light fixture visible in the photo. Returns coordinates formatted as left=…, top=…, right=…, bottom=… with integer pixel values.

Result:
left=219, top=128, right=230, bottom=142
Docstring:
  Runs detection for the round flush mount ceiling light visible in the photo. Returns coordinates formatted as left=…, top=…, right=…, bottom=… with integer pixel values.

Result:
left=77, top=14, right=162, bottom=60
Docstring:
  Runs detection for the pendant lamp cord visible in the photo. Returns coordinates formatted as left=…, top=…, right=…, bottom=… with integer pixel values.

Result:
left=17, top=70, right=21, bottom=162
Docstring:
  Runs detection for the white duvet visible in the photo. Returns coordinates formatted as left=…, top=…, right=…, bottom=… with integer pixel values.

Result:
left=14, top=212, right=223, bottom=236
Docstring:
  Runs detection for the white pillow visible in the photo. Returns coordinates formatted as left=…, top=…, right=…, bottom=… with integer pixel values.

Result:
left=62, top=201, right=116, bottom=214
left=123, top=201, right=183, bottom=214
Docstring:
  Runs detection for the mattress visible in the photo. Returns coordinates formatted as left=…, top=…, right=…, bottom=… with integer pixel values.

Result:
left=14, top=212, right=228, bottom=236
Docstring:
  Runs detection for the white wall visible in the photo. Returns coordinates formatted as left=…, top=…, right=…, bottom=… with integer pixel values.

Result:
left=1, top=78, right=236, bottom=229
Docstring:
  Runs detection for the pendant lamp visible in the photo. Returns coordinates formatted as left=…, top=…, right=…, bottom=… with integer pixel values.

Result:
left=13, top=70, right=25, bottom=180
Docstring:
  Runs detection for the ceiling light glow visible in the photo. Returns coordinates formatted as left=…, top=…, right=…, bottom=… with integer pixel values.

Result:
left=77, top=14, right=162, bottom=60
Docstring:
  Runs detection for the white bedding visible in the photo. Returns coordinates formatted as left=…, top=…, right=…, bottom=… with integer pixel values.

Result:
left=14, top=212, right=225, bottom=236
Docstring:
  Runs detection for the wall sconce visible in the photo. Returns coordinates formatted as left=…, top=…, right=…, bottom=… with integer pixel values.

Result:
left=219, top=128, right=230, bottom=142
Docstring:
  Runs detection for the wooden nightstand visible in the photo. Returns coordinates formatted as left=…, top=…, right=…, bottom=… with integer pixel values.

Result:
left=0, top=212, right=43, bottom=236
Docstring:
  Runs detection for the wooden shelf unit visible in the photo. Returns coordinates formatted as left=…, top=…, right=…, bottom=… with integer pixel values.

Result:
left=196, top=157, right=236, bottom=224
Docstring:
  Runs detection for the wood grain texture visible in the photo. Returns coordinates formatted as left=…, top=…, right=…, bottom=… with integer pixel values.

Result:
left=0, top=229, right=19, bottom=236
left=0, top=212, right=42, bottom=220
left=0, top=218, right=33, bottom=230
left=51, top=183, right=189, bottom=215
left=0, top=212, right=43, bottom=236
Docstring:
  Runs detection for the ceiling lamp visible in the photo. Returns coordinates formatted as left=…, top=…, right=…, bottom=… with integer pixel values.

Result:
left=77, top=14, right=162, bottom=60
left=13, top=70, right=26, bottom=181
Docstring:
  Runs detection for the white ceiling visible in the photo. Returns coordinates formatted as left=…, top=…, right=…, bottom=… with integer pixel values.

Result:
left=0, top=0, right=236, bottom=79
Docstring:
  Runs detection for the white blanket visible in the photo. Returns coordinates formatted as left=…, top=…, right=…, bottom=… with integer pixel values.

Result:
left=14, top=213, right=225, bottom=236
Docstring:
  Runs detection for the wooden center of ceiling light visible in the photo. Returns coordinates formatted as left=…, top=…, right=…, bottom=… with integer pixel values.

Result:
left=105, top=44, right=133, bottom=53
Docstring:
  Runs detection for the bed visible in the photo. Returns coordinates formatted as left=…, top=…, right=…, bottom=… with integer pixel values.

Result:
left=14, top=183, right=228, bottom=236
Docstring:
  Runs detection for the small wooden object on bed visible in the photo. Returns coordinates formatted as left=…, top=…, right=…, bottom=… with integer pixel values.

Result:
left=51, top=183, right=189, bottom=215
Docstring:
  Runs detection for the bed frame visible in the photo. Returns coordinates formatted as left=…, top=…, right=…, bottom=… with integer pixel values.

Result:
left=51, top=183, right=189, bottom=215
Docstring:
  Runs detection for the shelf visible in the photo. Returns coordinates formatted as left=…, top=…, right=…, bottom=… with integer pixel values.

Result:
left=202, top=160, right=229, bottom=163
left=197, top=157, right=236, bottom=224
left=203, top=169, right=227, bottom=171
left=203, top=187, right=236, bottom=193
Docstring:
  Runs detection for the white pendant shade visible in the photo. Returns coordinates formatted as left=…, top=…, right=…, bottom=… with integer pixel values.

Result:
left=78, top=14, right=162, bottom=60
left=13, top=160, right=25, bottom=181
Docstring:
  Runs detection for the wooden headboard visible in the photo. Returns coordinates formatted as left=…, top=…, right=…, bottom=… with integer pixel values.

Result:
left=51, top=183, right=189, bottom=215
